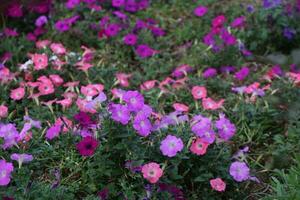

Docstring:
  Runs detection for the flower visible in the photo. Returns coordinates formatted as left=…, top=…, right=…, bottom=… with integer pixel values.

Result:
left=10, top=87, right=25, bottom=100
left=212, top=15, right=226, bottom=27
left=0, top=160, right=14, bottom=186
left=11, top=153, right=33, bottom=168
left=123, top=33, right=138, bottom=46
left=229, top=161, right=250, bottom=182
left=133, top=114, right=152, bottom=137
left=116, top=73, right=132, bottom=87
left=98, top=187, right=109, bottom=200
left=283, top=27, right=296, bottom=40
left=141, top=162, right=163, bottom=184
left=30, top=53, right=48, bottom=70
left=160, top=135, right=184, bottom=157
left=35, top=16, right=48, bottom=27
left=202, top=98, right=224, bottom=110
left=194, top=6, right=208, bottom=17
left=76, top=136, right=99, bottom=156
left=234, top=67, right=250, bottom=81
left=55, top=20, right=70, bottom=32
left=136, top=44, right=156, bottom=58
left=173, top=103, right=189, bottom=112
left=210, top=178, right=226, bottom=192
left=50, top=43, right=66, bottom=55
left=123, top=90, right=144, bottom=112
left=231, top=16, right=246, bottom=28
left=0, top=123, right=19, bottom=149
left=105, top=24, right=121, bottom=37
left=203, top=68, right=217, bottom=78
left=112, top=0, right=125, bottom=7
left=190, top=138, right=209, bottom=155
left=191, top=86, right=207, bottom=99
left=6, top=2, right=23, bottom=18
left=109, top=104, right=131, bottom=125
left=215, top=114, right=236, bottom=141
left=74, top=112, right=95, bottom=128
left=45, top=124, right=61, bottom=140
left=0, top=105, right=8, bottom=118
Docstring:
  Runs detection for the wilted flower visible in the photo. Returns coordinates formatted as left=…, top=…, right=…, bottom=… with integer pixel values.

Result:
left=11, top=153, right=33, bottom=168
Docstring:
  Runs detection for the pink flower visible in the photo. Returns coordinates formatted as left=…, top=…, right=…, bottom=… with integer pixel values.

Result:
left=212, top=15, right=226, bottom=27
left=190, top=138, right=209, bottom=155
left=0, top=105, right=8, bottom=118
left=49, top=74, right=64, bottom=86
left=50, top=43, right=66, bottom=55
left=36, top=40, right=51, bottom=49
left=140, top=80, right=157, bottom=90
left=194, top=5, right=208, bottom=17
left=202, top=98, right=224, bottom=110
left=173, top=103, right=189, bottom=112
left=6, top=3, right=23, bottom=18
left=191, top=86, right=207, bottom=99
left=30, top=53, right=48, bottom=70
left=0, top=159, right=14, bottom=186
left=116, top=73, right=132, bottom=87
left=10, top=87, right=25, bottom=100
left=81, top=85, right=99, bottom=97
left=141, top=162, right=163, bottom=184
left=210, top=178, right=226, bottom=192
left=38, top=83, right=55, bottom=95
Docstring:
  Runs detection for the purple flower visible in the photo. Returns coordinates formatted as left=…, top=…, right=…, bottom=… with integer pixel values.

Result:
left=105, top=24, right=121, bottom=37
left=283, top=27, right=296, bottom=40
left=109, top=104, right=131, bottom=125
left=203, top=68, right=217, bottom=78
left=234, top=67, right=250, bottom=81
left=160, top=135, right=184, bottom=157
left=11, top=153, right=33, bottom=168
left=74, top=112, right=95, bottom=129
left=135, top=44, right=156, bottom=58
left=263, top=0, right=281, bottom=9
left=133, top=114, right=152, bottom=137
left=220, top=66, right=236, bottom=74
left=112, top=0, right=125, bottom=7
left=203, top=33, right=215, bottom=46
left=35, top=16, right=48, bottom=27
left=232, top=86, right=247, bottom=94
left=123, top=90, right=144, bottom=112
left=246, top=5, right=255, bottom=13
left=45, top=124, right=61, bottom=140
left=231, top=16, right=246, bottom=28
left=220, top=29, right=236, bottom=46
left=123, top=33, right=138, bottom=46
left=0, top=123, right=19, bottom=149
left=229, top=161, right=250, bottom=182
left=151, top=27, right=165, bottom=37
left=215, top=114, right=236, bottom=141
left=136, top=104, right=153, bottom=118
left=194, top=6, right=208, bottom=17
left=113, top=11, right=128, bottom=20
left=0, top=160, right=14, bottom=186
left=124, top=0, right=138, bottom=12
left=55, top=20, right=70, bottom=32
left=98, top=187, right=109, bottom=200
left=191, top=115, right=212, bottom=135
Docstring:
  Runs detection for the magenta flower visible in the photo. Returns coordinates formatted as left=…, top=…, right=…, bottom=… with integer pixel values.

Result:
left=234, top=67, right=250, bottom=81
left=55, top=20, right=70, bottom=32
left=194, top=6, right=208, bottom=17
left=74, top=112, right=95, bottom=128
left=0, top=160, right=14, bottom=186
left=45, top=124, right=61, bottom=140
left=123, top=90, right=144, bottom=112
left=133, top=114, right=152, bottom=137
left=191, top=115, right=212, bottom=135
left=215, top=114, right=236, bottom=141
left=109, top=104, right=131, bottom=125
left=112, top=0, right=125, bottom=7
left=160, top=135, right=184, bottom=157
left=105, top=24, right=121, bottom=37
left=135, top=44, right=156, bottom=58
left=76, top=136, right=99, bottom=157
left=123, top=33, right=138, bottom=46
left=231, top=16, right=246, bottom=28
left=65, top=0, right=81, bottom=9
left=10, top=153, right=33, bottom=168
left=6, top=2, right=23, bottom=18
left=229, top=161, right=250, bottom=182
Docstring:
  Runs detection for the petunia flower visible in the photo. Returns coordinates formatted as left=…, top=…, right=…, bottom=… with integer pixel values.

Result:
left=76, top=136, right=99, bottom=157
left=10, top=153, right=33, bottom=168
left=229, top=161, right=250, bottom=182
left=141, top=162, right=163, bottom=184
left=210, top=178, right=226, bottom=192
left=0, top=160, right=14, bottom=186
left=160, top=135, right=184, bottom=157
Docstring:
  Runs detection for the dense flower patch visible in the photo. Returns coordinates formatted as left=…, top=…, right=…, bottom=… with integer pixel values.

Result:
left=0, top=0, right=300, bottom=199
